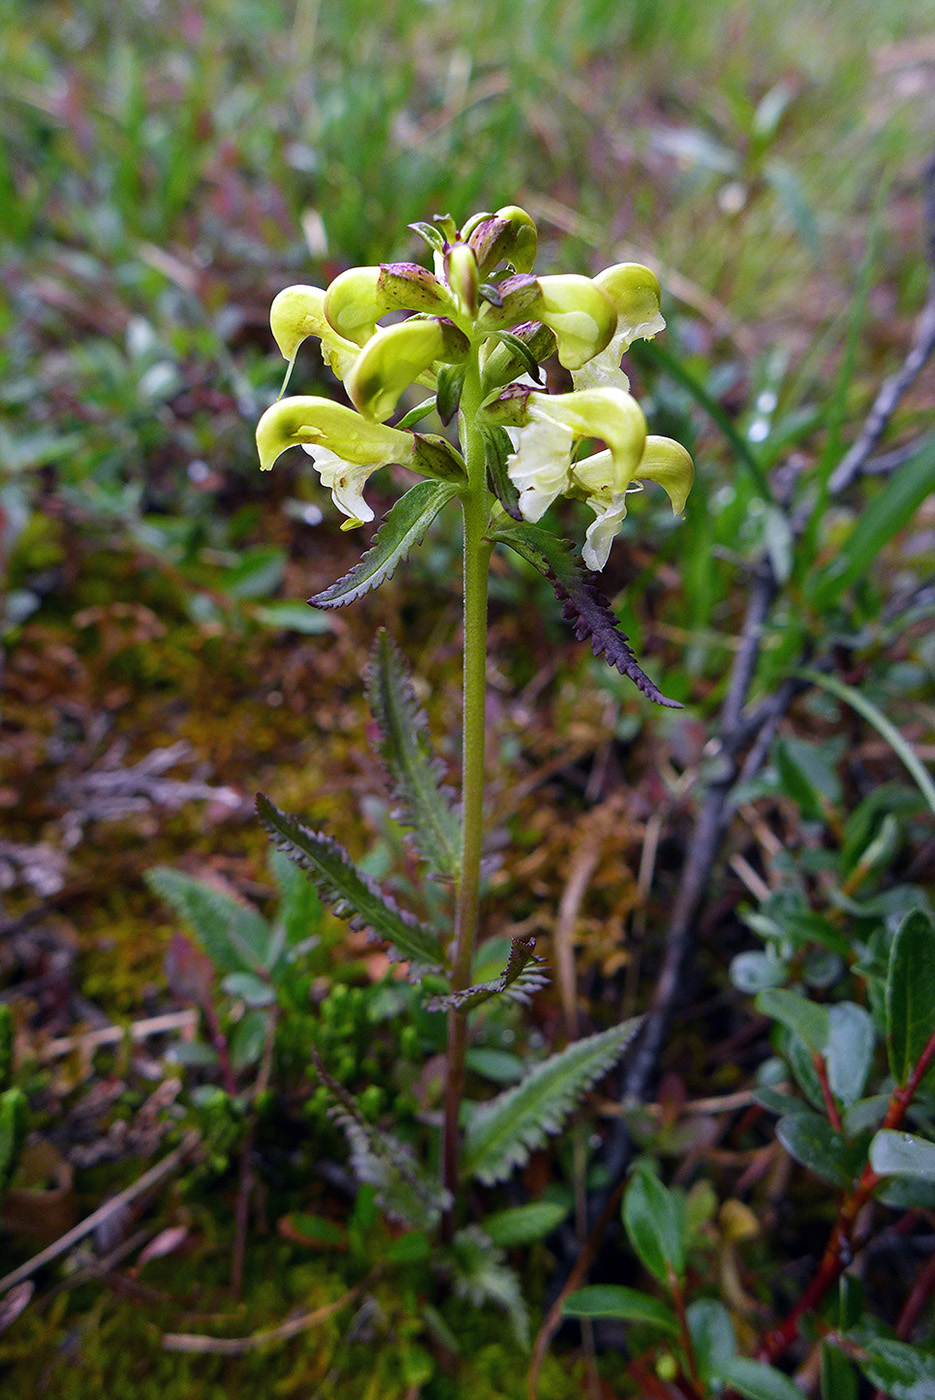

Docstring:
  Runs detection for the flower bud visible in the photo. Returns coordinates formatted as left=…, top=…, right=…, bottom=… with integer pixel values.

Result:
left=323, top=266, right=383, bottom=346
left=534, top=276, right=617, bottom=370
left=594, top=263, right=665, bottom=347
left=466, top=205, right=538, bottom=277
left=444, top=242, right=479, bottom=318
left=346, top=317, right=470, bottom=422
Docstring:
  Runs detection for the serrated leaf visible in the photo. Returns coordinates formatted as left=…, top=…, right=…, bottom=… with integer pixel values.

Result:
left=870, top=1129, right=935, bottom=1182
left=463, top=1019, right=640, bottom=1185
left=623, top=1164, right=687, bottom=1285
left=483, top=1200, right=569, bottom=1247
left=715, top=1356, right=808, bottom=1400
left=425, top=936, right=549, bottom=1012
left=492, top=522, right=681, bottom=706
left=564, top=1285, right=679, bottom=1335
left=450, top=1224, right=530, bottom=1348
left=327, top=1090, right=448, bottom=1229
left=776, top=1112, right=856, bottom=1187
left=146, top=867, right=272, bottom=974
left=257, top=795, right=444, bottom=970
left=482, top=425, right=522, bottom=519
left=887, top=910, right=935, bottom=1088
left=310, top=480, right=460, bottom=608
left=366, top=630, right=459, bottom=876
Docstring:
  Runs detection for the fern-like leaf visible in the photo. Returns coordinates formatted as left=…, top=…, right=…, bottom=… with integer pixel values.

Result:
left=463, top=1019, right=641, bottom=1185
left=449, top=1224, right=530, bottom=1348
left=366, top=630, right=459, bottom=876
left=425, top=936, right=549, bottom=1012
left=257, top=795, right=444, bottom=971
left=492, top=522, right=682, bottom=707
left=146, top=867, right=273, bottom=974
left=310, top=480, right=460, bottom=608
left=314, top=1057, right=449, bottom=1228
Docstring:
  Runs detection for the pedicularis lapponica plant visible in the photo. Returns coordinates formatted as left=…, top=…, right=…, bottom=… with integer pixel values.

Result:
left=254, top=205, right=692, bottom=1239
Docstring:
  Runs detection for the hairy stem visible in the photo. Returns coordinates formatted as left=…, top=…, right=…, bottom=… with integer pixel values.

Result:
left=441, top=349, right=491, bottom=1238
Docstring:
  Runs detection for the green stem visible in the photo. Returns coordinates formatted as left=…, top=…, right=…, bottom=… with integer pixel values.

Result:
left=441, top=349, right=492, bottom=1239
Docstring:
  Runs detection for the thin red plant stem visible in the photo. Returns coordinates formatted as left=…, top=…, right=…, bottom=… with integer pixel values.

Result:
left=759, top=1022, right=935, bottom=1363
left=813, top=1052, right=843, bottom=1134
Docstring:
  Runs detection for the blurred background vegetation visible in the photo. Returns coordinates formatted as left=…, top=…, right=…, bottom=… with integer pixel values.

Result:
left=2, top=1, right=935, bottom=1396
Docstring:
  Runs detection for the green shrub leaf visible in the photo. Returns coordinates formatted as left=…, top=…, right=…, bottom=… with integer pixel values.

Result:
left=716, top=1355, right=808, bottom=1400
left=776, top=1112, right=856, bottom=1188
left=483, top=1200, right=569, bottom=1247
left=563, top=1284, right=679, bottom=1335
left=850, top=1334, right=935, bottom=1399
left=870, top=1129, right=935, bottom=1182
left=623, top=1163, right=687, bottom=1285
left=887, top=909, right=935, bottom=1088
left=463, top=1019, right=640, bottom=1185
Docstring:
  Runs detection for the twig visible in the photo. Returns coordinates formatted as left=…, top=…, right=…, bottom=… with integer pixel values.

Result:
left=37, top=1010, right=199, bottom=1061
left=0, top=1132, right=201, bottom=1296
left=162, top=1284, right=360, bottom=1354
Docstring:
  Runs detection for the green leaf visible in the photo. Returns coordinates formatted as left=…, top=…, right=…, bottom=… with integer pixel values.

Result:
left=688, top=1299, right=737, bottom=1381
left=484, top=1201, right=569, bottom=1247
left=851, top=1335, right=935, bottom=1399
left=435, top=363, right=465, bottom=424
left=366, top=630, right=459, bottom=877
left=826, top=1002, right=876, bottom=1106
left=776, top=1112, right=856, bottom=1188
left=217, top=546, right=286, bottom=600
left=146, top=867, right=272, bottom=974
left=563, top=1285, right=679, bottom=1335
left=270, top=847, right=322, bottom=956
left=0, top=1088, right=28, bottom=1193
left=716, top=1355, right=808, bottom=1400
left=463, top=1019, right=641, bottom=1185
left=763, top=160, right=821, bottom=261
left=251, top=600, right=333, bottom=634
left=887, top=910, right=935, bottom=1087
left=796, top=670, right=935, bottom=820
left=482, top=424, right=521, bottom=519
left=331, top=1096, right=449, bottom=1230
left=229, top=1009, right=268, bottom=1070
left=221, top=972, right=276, bottom=1006
left=731, top=951, right=788, bottom=993
left=257, top=796, right=444, bottom=970
left=450, top=1225, right=530, bottom=1349
left=310, top=480, right=460, bottom=608
left=756, top=988, right=829, bottom=1055
left=870, top=1129, right=935, bottom=1182
left=622, top=1163, right=687, bottom=1285
left=493, top=522, right=681, bottom=707
left=811, top=436, right=935, bottom=609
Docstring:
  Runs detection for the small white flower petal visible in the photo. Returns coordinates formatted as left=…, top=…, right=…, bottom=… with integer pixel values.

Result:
left=582, top=495, right=629, bottom=571
left=571, top=333, right=631, bottom=393
left=506, top=410, right=574, bottom=522
left=303, top=445, right=376, bottom=525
